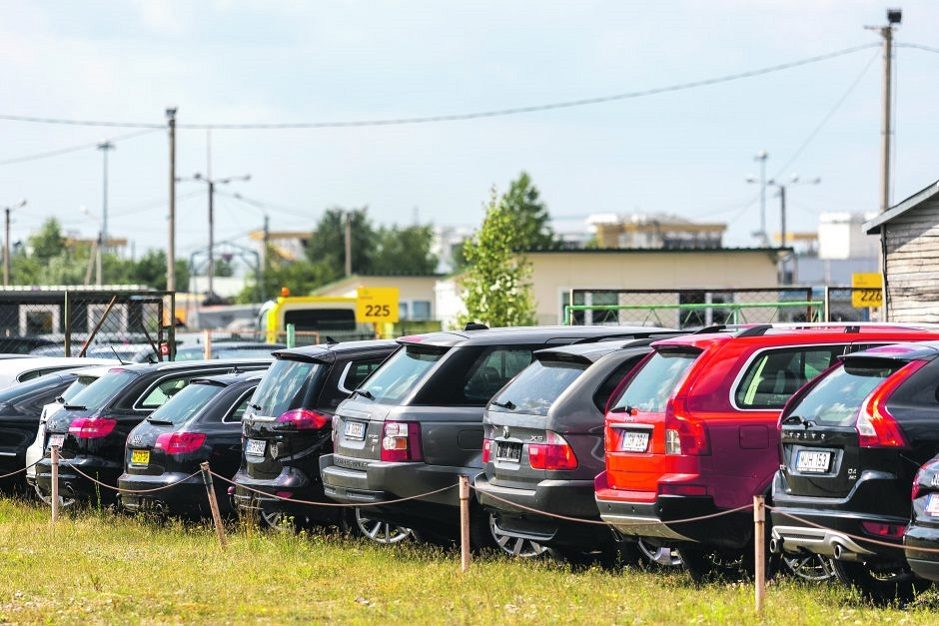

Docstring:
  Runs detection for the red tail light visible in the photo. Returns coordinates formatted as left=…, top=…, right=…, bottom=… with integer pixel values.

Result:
left=68, top=416, right=117, bottom=439
left=155, top=432, right=206, bottom=455
left=482, top=438, right=493, bottom=463
left=659, top=483, right=708, bottom=497
left=380, top=421, right=423, bottom=462
left=276, top=409, right=330, bottom=430
left=861, top=521, right=905, bottom=539
left=664, top=397, right=709, bottom=455
left=528, top=431, right=577, bottom=470
left=856, top=360, right=925, bottom=448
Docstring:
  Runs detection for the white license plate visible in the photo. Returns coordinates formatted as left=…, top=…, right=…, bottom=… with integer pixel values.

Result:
left=620, top=431, right=650, bottom=453
left=796, top=450, right=832, bottom=473
left=47, top=434, right=65, bottom=450
left=245, top=438, right=266, bottom=457
left=344, top=421, right=366, bottom=441
left=927, top=494, right=939, bottom=516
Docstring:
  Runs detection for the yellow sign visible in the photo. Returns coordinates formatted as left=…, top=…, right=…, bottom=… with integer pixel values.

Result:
left=851, top=273, right=883, bottom=308
left=356, top=287, right=399, bottom=323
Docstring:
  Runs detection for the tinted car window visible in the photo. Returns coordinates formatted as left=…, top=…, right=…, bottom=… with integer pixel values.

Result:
left=415, top=346, right=536, bottom=407
left=250, top=359, right=324, bottom=417
left=149, top=382, right=224, bottom=425
left=359, top=345, right=448, bottom=404
left=63, top=375, right=98, bottom=403
left=224, top=388, right=256, bottom=423
left=139, top=376, right=193, bottom=409
left=736, top=346, right=845, bottom=409
left=284, top=309, right=356, bottom=331
left=491, top=359, right=587, bottom=415
left=593, top=358, right=643, bottom=412
left=785, top=360, right=901, bottom=426
left=463, top=348, right=533, bottom=404
left=611, top=351, right=698, bottom=413
left=69, top=369, right=139, bottom=409
left=344, top=359, right=384, bottom=390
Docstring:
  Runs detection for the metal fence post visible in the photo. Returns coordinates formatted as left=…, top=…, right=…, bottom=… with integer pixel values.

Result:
left=459, top=475, right=471, bottom=573
left=753, top=495, right=766, bottom=613
left=286, top=323, right=296, bottom=349
left=63, top=291, right=71, bottom=358
left=200, top=461, right=227, bottom=550
left=168, top=292, right=176, bottom=361
left=51, top=445, right=60, bottom=524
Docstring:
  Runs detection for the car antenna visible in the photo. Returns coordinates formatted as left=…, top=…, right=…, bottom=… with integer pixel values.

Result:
left=109, top=345, right=127, bottom=365
left=325, top=336, right=339, bottom=345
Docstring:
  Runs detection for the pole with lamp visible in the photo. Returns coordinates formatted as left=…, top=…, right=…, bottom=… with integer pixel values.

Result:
left=766, top=175, right=821, bottom=284
left=2, top=199, right=26, bottom=287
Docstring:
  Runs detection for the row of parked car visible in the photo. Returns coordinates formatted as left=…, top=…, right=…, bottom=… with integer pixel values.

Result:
left=3, top=323, right=939, bottom=604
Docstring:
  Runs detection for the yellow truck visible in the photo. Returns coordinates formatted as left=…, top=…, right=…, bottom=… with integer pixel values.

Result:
left=256, top=294, right=372, bottom=344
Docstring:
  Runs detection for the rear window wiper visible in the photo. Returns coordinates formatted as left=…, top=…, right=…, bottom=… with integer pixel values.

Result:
left=146, top=417, right=174, bottom=425
left=490, top=400, right=516, bottom=410
left=352, top=389, right=375, bottom=401
left=63, top=404, right=87, bottom=411
left=609, top=405, right=637, bottom=415
left=782, top=414, right=815, bottom=428
left=248, top=402, right=263, bottom=412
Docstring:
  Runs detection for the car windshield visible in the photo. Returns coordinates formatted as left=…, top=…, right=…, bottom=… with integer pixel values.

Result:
left=0, top=374, right=64, bottom=404
left=611, top=350, right=698, bottom=413
left=62, top=375, right=99, bottom=404
left=785, top=360, right=902, bottom=426
left=69, top=369, right=139, bottom=409
left=249, top=358, right=323, bottom=417
left=148, top=382, right=225, bottom=425
left=358, top=344, right=448, bottom=404
left=491, top=359, right=587, bottom=416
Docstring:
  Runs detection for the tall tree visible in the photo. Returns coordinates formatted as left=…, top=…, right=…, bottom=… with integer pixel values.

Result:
left=373, top=224, right=438, bottom=274
left=458, top=190, right=537, bottom=328
left=305, top=208, right=374, bottom=282
left=501, top=172, right=559, bottom=251
left=29, top=218, right=67, bottom=261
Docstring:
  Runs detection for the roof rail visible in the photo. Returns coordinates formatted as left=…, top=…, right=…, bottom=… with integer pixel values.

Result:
left=690, top=324, right=726, bottom=335
left=735, top=324, right=773, bottom=338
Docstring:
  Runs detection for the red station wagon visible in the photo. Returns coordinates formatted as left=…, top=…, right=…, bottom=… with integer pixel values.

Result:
left=594, top=324, right=939, bottom=581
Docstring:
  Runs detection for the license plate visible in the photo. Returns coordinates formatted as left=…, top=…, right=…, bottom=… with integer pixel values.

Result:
left=343, top=421, right=366, bottom=441
left=927, top=494, right=939, bottom=516
left=496, top=442, right=522, bottom=462
left=245, top=438, right=266, bottom=457
left=620, top=431, right=650, bottom=453
left=796, top=450, right=832, bottom=473
left=131, top=449, right=150, bottom=466
left=47, top=434, right=65, bottom=450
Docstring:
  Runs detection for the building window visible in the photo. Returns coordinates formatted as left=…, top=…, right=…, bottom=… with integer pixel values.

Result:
left=398, top=302, right=409, bottom=320
left=411, top=301, right=431, bottom=321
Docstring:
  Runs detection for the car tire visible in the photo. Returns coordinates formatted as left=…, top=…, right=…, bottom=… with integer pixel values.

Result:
left=345, top=508, right=416, bottom=545
left=636, top=539, right=683, bottom=569
left=830, top=560, right=931, bottom=605
left=488, top=514, right=548, bottom=558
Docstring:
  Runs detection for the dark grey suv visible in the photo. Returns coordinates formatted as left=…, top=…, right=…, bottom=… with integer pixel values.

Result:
left=319, top=325, right=669, bottom=546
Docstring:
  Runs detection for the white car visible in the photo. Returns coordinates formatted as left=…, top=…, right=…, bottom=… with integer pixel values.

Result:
left=0, top=357, right=116, bottom=390
left=24, top=365, right=117, bottom=488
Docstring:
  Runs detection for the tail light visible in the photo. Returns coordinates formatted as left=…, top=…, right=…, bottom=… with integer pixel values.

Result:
left=664, top=397, right=709, bottom=455
left=913, top=472, right=923, bottom=501
left=380, top=421, right=423, bottom=462
left=155, top=432, right=206, bottom=455
left=482, top=437, right=493, bottom=463
left=276, top=408, right=330, bottom=430
left=856, top=360, right=925, bottom=448
left=861, top=521, right=906, bottom=539
left=659, top=483, right=708, bottom=497
left=528, top=431, right=577, bottom=470
left=68, top=416, right=117, bottom=439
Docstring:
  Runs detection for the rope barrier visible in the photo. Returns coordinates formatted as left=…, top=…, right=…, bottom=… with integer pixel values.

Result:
left=473, top=485, right=754, bottom=526
left=66, top=464, right=204, bottom=495
left=208, top=470, right=457, bottom=508
left=0, top=459, right=41, bottom=481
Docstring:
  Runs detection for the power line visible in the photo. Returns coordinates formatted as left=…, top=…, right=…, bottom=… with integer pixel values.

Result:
left=216, top=190, right=314, bottom=219
left=896, top=42, right=939, bottom=54
left=0, top=43, right=879, bottom=130
left=0, top=129, right=158, bottom=166
left=108, top=189, right=203, bottom=218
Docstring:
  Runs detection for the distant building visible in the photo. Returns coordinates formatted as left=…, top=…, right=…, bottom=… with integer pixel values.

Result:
left=589, top=213, right=727, bottom=249
left=791, top=212, right=880, bottom=287
left=249, top=230, right=310, bottom=261
left=313, top=274, right=440, bottom=321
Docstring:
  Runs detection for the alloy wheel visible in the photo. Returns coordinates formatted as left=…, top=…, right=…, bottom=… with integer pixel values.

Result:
left=489, top=514, right=548, bottom=558
left=782, top=554, right=834, bottom=581
left=354, top=508, right=414, bottom=544
left=35, top=485, right=76, bottom=509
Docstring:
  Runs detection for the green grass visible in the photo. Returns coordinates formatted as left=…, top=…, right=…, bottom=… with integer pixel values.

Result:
left=1, top=499, right=938, bottom=625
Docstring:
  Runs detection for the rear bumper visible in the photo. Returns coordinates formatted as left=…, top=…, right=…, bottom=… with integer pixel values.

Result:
left=769, top=507, right=903, bottom=562
left=904, top=525, right=939, bottom=581
left=231, top=465, right=336, bottom=521
left=474, top=474, right=604, bottom=546
left=117, top=472, right=218, bottom=516
left=35, top=455, right=122, bottom=503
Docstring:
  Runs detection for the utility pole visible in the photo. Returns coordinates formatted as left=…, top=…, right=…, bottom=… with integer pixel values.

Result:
left=166, top=107, right=177, bottom=293
left=261, top=214, right=269, bottom=301
left=768, top=176, right=820, bottom=284
left=97, top=141, right=114, bottom=256
left=95, top=231, right=103, bottom=286
left=2, top=199, right=25, bottom=287
left=344, top=212, right=352, bottom=276
left=754, top=150, right=768, bottom=243
left=867, top=9, right=901, bottom=213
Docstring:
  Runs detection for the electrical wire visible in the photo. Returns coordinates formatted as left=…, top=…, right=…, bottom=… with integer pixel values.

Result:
left=0, top=129, right=159, bottom=166
left=216, top=189, right=314, bottom=220
left=896, top=42, right=939, bottom=54
left=0, top=43, right=879, bottom=130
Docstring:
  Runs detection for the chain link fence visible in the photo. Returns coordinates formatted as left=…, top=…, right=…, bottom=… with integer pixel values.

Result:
left=0, top=289, right=175, bottom=361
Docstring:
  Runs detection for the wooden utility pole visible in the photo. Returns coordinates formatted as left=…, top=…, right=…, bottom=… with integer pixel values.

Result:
left=167, top=107, right=177, bottom=293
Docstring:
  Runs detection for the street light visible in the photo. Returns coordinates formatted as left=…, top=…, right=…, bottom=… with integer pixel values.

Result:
left=2, top=199, right=26, bottom=287
left=177, top=172, right=251, bottom=299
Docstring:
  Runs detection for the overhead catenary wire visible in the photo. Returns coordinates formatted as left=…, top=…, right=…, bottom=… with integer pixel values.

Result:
left=0, top=43, right=880, bottom=130
left=0, top=129, right=158, bottom=166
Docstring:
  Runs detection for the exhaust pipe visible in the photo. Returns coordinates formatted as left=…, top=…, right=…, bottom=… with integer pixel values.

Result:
left=833, top=543, right=844, bottom=560
left=769, top=537, right=781, bottom=554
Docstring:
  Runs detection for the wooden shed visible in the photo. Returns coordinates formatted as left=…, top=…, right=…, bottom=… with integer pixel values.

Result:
left=865, top=180, right=939, bottom=322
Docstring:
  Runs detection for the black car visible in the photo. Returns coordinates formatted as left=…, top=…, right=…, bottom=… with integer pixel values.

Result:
left=321, top=325, right=670, bottom=548
left=117, top=372, right=264, bottom=518
left=174, top=342, right=286, bottom=361
left=0, top=370, right=82, bottom=492
left=232, top=340, right=397, bottom=529
left=905, top=456, right=939, bottom=582
left=34, top=359, right=271, bottom=506
left=770, top=342, right=939, bottom=603
left=475, top=338, right=664, bottom=561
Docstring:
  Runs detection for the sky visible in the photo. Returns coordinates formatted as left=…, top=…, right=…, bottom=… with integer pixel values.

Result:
left=1, top=1, right=939, bottom=265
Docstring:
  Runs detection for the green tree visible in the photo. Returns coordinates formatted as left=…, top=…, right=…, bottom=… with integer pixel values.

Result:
left=305, top=208, right=374, bottom=282
left=29, top=218, right=67, bottom=261
left=501, top=172, right=559, bottom=251
left=458, top=190, right=537, bottom=328
left=373, top=224, right=438, bottom=274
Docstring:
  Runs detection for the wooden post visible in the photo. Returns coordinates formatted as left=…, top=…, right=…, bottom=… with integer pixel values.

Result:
left=753, top=495, right=766, bottom=613
left=202, top=329, right=212, bottom=360
left=50, top=445, right=60, bottom=524
left=459, top=475, right=471, bottom=573
left=200, top=461, right=227, bottom=549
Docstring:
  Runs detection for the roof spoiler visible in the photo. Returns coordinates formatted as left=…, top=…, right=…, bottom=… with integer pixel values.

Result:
left=464, top=323, right=489, bottom=331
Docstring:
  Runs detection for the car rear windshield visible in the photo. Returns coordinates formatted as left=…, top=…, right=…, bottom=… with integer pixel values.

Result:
left=63, top=375, right=99, bottom=404
left=69, top=369, right=139, bottom=409
left=611, top=350, right=698, bottom=413
left=249, top=358, right=324, bottom=417
left=358, top=344, right=448, bottom=404
left=491, top=359, right=587, bottom=416
left=784, top=360, right=902, bottom=426
left=735, top=346, right=845, bottom=410
left=0, top=375, right=63, bottom=404
left=148, top=382, right=225, bottom=425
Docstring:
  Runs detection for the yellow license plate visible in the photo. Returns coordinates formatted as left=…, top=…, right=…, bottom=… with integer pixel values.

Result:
left=131, top=449, right=150, bottom=466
